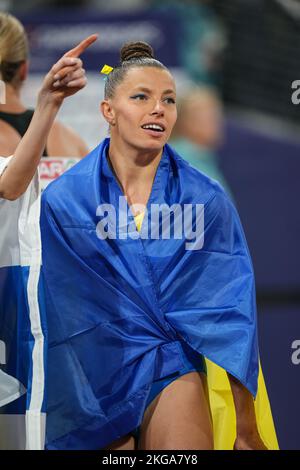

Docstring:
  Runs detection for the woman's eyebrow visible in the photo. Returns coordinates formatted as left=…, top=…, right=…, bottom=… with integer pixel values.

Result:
left=132, top=86, right=176, bottom=95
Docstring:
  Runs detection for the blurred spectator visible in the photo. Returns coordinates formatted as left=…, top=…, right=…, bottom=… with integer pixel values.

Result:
left=170, top=85, right=232, bottom=196
left=150, top=0, right=226, bottom=87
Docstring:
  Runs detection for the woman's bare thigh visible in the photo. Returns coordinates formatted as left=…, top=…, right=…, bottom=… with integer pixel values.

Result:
left=138, top=371, right=213, bottom=450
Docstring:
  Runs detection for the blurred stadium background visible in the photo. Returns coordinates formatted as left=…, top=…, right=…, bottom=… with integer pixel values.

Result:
left=0, top=0, right=299, bottom=449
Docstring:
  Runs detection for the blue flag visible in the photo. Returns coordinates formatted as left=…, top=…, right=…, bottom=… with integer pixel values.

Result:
left=41, top=138, right=259, bottom=450
left=0, top=157, right=46, bottom=450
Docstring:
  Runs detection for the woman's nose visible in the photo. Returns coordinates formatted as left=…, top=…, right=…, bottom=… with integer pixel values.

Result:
left=151, top=100, right=164, bottom=114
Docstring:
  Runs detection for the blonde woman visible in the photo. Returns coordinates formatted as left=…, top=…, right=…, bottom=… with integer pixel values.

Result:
left=0, top=33, right=97, bottom=200
left=0, top=12, right=88, bottom=159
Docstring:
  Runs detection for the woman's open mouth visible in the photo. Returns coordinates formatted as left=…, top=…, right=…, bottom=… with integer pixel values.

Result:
left=141, top=123, right=166, bottom=138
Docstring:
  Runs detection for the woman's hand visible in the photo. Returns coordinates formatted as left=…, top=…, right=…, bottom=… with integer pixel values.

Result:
left=38, top=34, right=98, bottom=107
left=227, top=372, right=268, bottom=451
left=234, top=430, right=268, bottom=450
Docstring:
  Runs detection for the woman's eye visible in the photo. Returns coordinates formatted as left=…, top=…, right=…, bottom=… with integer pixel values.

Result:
left=132, top=94, right=147, bottom=100
left=131, top=94, right=175, bottom=104
left=165, top=97, right=176, bottom=104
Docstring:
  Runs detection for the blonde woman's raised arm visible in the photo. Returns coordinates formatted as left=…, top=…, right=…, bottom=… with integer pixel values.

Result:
left=0, top=34, right=97, bottom=200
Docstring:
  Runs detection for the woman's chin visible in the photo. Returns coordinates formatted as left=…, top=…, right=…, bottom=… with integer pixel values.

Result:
left=123, top=135, right=166, bottom=154
left=140, top=136, right=166, bottom=149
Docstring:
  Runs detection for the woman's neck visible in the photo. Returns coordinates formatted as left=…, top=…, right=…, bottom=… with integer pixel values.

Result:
left=0, top=83, right=26, bottom=113
left=108, top=137, right=163, bottom=211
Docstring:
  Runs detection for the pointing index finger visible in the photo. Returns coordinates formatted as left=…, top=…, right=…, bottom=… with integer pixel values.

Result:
left=64, top=34, right=98, bottom=58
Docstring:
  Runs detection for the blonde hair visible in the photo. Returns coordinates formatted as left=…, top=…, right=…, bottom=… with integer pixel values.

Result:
left=0, top=12, right=28, bottom=83
left=171, top=85, right=222, bottom=138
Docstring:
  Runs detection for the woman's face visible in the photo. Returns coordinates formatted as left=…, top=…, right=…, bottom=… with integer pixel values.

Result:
left=102, top=67, right=177, bottom=153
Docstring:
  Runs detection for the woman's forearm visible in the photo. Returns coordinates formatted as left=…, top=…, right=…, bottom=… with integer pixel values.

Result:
left=227, top=372, right=268, bottom=449
left=227, top=372, right=258, bottom=436
left=0, top=96, right=61, bottom=200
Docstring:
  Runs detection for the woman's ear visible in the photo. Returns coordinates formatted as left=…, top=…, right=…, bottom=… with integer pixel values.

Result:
left=100, top=100, right=116, bottom=126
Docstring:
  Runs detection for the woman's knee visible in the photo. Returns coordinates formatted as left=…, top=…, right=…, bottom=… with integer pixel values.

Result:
left=145, top=426, right=214, bottom=450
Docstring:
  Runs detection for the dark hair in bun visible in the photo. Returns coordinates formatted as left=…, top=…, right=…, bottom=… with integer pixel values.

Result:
left=104, top=41, right=169, bottom=100
left=120, top=41, right=154, bottom=63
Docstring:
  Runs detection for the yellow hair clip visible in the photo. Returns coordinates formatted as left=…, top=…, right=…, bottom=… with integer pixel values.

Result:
left=100, top=64, right=114, bottom=75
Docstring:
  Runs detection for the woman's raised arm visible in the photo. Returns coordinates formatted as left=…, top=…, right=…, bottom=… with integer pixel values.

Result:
left=0, top=34, right=98, bottom=200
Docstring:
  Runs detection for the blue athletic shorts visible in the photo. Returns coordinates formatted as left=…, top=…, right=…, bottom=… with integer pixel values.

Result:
left=130, top=342, right=207, bottom=441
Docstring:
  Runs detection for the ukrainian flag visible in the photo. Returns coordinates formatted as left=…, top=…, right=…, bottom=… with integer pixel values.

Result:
left=134, top=210, right=279, bottom=450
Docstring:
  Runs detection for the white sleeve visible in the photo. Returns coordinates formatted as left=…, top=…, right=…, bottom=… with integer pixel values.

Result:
left=0, top=155, right=13, bottom=176
left=0, top=155, right=39, bottom=198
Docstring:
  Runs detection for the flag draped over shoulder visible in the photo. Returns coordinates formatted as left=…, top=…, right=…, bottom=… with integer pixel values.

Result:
left=0, top=157, right=46, bottom=450
left=40, top=137, right=278, bottom=449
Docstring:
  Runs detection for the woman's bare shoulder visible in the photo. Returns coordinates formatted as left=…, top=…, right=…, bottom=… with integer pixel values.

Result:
left=0, top=119, right=21, bottom=156
left=47, top=120, right=89, bottom=158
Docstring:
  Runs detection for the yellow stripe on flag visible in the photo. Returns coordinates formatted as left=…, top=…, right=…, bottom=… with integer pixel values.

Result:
left=206, top=359, right=279, bottom=450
